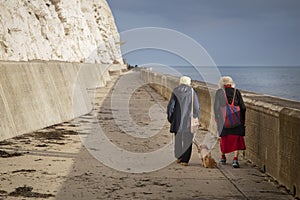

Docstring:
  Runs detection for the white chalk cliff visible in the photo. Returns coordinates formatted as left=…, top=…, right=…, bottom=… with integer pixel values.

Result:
left=0, top=0, right=123, bottom=64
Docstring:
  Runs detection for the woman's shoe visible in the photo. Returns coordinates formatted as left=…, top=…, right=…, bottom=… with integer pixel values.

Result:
left=220, top=158, right=226, bottom=165
left=232, top=160, right=240, bottom=168
left=181, top=162, right=188, bottom=166
left=176, top=159, right=181, bottom=163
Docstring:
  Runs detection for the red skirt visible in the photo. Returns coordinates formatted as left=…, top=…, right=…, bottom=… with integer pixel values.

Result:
left=220, top=135, right=246, bottom=154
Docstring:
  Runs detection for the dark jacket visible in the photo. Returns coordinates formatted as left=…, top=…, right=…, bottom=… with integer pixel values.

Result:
left=167, top=84, right=200, bottom=133
left=214, top=87, right=246, bottom=137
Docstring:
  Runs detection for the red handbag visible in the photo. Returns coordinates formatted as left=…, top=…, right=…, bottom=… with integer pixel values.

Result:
left=221, top=89, right=241, bottom=128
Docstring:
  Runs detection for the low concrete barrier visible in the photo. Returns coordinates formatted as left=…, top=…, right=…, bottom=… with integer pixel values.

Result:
left=140, top=68, right=300, bottom=198
left=0, top=61, right=122, bottom=141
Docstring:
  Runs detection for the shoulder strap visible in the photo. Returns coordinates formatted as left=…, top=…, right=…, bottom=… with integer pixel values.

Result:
left=223, top=88, right=236, bottom=105
left=231, top=89, right=236, bottom=106
left=191, top=88, right=194, bottom=116
left=223, top=89, right=228, bottom=104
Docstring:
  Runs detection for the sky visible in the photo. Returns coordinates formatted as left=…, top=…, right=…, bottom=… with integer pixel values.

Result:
left=107, top=0, right=300, bottom=67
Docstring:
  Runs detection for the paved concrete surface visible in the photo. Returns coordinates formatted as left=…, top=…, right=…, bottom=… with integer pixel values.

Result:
left=0, top=71, right=295, bottom=199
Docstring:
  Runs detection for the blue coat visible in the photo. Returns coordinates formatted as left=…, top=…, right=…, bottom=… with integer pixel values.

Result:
left=167, top=84, right=200, bottom=133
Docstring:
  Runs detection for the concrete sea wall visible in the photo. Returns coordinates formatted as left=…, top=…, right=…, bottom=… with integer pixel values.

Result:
left=0, top=0, right=127, bottom=140
left=140, top=69, right=300, bottom=198
left=0, top=61, right=125, bottom=140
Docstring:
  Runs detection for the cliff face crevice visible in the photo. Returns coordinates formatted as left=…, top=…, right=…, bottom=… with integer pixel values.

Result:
left=0, top=0, right=123, bottom=64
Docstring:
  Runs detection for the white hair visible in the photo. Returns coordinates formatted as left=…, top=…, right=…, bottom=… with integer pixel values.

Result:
left=218, top=76, right=235, bottom=88
left=179, top=76, right=191, bottom=86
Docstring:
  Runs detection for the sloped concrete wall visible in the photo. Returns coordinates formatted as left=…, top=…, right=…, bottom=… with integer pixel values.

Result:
left=0, top=61, right=118, bottom=140
left=140, top=69, right=300, bottom=198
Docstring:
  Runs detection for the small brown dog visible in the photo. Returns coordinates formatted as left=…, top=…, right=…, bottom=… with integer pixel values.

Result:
left=200, top=144, right=217, bottom=168
left=194, top=141, right=217, bottom=168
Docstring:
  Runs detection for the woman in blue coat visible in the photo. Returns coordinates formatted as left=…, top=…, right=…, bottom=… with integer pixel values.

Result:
left=167, top=76, right=200, bottom=166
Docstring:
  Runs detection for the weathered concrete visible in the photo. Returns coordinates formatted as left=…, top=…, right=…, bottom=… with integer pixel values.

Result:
left=140, top=68, right=300, bottom=198
left=279, top=108, right=300, bottom=197
left=0, top=61, right=125, bottom=141
left=0, top=70, right=295, bottom=199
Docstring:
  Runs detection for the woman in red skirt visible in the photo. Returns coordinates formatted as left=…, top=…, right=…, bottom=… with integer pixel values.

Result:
left=214, top=76, right=246, bottom=168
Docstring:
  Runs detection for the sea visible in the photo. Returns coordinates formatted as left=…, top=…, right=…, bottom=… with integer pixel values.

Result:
left=147, top=66, right=300, bottom=102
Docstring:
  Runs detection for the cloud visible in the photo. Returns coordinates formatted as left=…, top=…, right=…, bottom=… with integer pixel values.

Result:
left=107, top=0, right=300, bottom=66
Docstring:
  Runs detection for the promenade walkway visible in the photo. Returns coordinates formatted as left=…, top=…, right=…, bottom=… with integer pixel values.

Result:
left=0, top=70, right=295, bottom=199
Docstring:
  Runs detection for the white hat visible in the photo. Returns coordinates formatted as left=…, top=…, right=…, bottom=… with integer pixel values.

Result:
left=218, top=76, right=235, bottom=88
left=179, top=76, right=191, bottom=86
